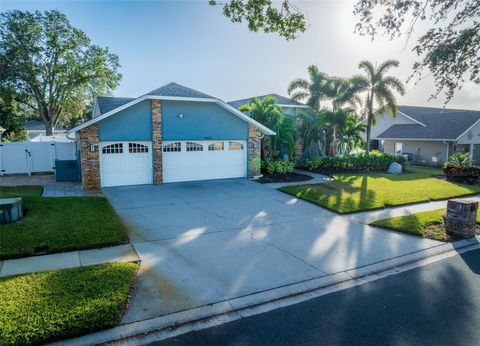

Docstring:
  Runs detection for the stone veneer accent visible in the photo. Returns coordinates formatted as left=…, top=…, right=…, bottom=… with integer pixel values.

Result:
left=79, top=124, right=100, bottom=191
left=248, top=124, right=262, bottom=177
left=151, top=99, right=163, bottom=184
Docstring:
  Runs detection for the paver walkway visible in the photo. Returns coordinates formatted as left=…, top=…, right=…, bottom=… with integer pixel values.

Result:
left=264, top=169, right=331, bottom=189
left=0, top=244, right=138, bottom=277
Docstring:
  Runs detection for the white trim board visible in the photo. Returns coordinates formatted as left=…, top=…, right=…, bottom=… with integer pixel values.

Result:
left=397, top=110, right=427, bottom=127
left=374, top=137, right=455, bottom=142
left=69, top=95, right=275, bottom=136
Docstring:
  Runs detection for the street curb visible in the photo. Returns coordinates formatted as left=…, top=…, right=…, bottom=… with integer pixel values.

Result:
left=49, top=236, right=480, bottom=346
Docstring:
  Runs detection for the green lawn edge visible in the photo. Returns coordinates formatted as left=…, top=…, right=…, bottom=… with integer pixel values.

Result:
left=0, top=262, right=139, bottom=346
left=0, top=186, right=129, bottom=260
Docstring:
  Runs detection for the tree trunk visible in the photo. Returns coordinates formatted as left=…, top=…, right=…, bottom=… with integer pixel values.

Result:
left=365, top=114, right=372, bottom=153
left=45, top=120, right=54, bottom=136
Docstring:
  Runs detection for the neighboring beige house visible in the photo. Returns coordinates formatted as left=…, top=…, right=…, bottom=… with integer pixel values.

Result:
left=372, top=106, right=480, bottom=166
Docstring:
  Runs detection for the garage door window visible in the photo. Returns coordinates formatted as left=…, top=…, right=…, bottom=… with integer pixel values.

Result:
left=208, top=142, right=224, bottom=151
left=229, top=141, right=243, bottom=150
left=187, top=142, right=203, bottom=152
left=129, top=143, right=149, bottom=153
left=102, top=143, right=123, bottom=154
left=163, top=142, right=181, bottom=152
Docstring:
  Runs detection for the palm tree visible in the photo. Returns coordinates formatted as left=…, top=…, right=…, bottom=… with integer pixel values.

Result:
left=288, top=65, right=330, bottom=111
left=240, top=96, right=298, bottom=160
left=298, top=113, right=326, bottom=157
left=338, top=115, right=366, bottom=155
left=321, top=108, right=353, bottom=156
left=273, top=115, right=298, bottom=160
left=325, top=77, right=363, bottom=112
left=351, top=59, right=405, bottom=153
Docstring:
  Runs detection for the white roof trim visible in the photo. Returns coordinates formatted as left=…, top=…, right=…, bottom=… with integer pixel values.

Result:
left=276, top=103, right=309, bottom=109
left=455, top=117, right=480, bottom=141
left=69, top=95, right=275, bottom=136
left=374, top=137, right=455, bottom=141
left=397, top=110, right=427, bottom=127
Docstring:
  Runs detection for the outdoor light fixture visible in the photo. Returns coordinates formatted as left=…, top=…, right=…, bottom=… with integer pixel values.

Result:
left=89, top=144, right=98, bottom=152
left=178, top=113, right=184, bottom=119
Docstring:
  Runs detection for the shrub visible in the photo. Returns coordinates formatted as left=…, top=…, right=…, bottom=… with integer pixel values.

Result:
left=305, top=151, right=406, bottom=173
left=262, top=160, right=294, bottom=175
left=443, top=153, right=479, bottom=184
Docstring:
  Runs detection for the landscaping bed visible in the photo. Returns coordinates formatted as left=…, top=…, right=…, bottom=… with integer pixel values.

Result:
left=279, top=167, right=480, bottom=214
left=0, top=186, right=128, bottom=260
left=256, top=172, right=313, bottom=184
left=370, top=209, right=480, bottom=242
left=0, top=262, right=138, bottom=345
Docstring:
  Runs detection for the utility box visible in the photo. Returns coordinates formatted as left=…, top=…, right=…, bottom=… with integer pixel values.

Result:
left=445, top=199, right=478, bottom=238
left=0, top=197, right=23, bottom=224
left=55, top=159, right=80, bottom=182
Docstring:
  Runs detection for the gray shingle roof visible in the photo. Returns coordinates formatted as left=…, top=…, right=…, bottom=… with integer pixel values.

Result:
left=228, top=94, right=306, bottom=109
left=145, top=82, right=215, bottom=99
left=97, top=97, right=135, bottom=115
left=376, top=106, right=480, bottom=140
left=26, top=119, right=66, bottom=131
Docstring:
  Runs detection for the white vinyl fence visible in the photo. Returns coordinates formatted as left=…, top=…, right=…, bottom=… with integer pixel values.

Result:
left=0, top=141, right=78, bottom=175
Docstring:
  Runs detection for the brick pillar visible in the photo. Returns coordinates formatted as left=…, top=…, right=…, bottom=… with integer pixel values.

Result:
left=248, top=125, right=262, bottom=177
left=152, top=99, right=163, bottom=184
left=79, top=124, right=100, bottom=191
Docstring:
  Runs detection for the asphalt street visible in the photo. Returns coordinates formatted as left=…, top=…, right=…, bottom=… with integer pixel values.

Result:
left=154, top=248, right=480, bottom=346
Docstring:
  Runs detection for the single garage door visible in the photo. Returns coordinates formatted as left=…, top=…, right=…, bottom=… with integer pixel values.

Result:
left=99, top=141, right=153, bottom=187
left=163, top=140, right=247, bottom=183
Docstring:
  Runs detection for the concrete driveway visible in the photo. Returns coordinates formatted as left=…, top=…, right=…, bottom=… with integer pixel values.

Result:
left=104, top=179, right=441, bottom=324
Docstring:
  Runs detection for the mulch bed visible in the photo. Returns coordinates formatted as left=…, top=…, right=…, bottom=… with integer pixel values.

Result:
left=256, top=172, right=314, bottom=184
left=424, top=223, right=480, bottom=242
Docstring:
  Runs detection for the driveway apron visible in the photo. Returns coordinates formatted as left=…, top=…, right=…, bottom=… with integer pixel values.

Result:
left=103, top=179, right=441, bottom=324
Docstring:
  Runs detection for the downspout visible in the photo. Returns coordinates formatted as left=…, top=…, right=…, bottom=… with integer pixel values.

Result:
left=443, top=141, right=449, bottom=163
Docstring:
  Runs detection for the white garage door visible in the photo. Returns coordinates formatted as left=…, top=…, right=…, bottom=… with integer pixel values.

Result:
left=99, top=141, right=153, bottom=187
left=163, top=140, right=247, bottom=183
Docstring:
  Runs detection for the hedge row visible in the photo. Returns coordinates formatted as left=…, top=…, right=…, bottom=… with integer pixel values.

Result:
left=306, top=150, right=407, bottom=172
left=443, top=166, right=480, bottom=185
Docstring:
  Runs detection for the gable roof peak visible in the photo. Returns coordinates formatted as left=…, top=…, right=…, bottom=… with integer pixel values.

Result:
left=144, top=82, right=216, bottom=100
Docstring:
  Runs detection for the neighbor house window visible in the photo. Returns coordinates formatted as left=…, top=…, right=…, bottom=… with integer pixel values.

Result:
left=163, top=142, right=181, bottom=152
left=129, top=143, right=149, bottom=153
left=186, top=142, right=203, bottom=152
left=208, top=142, right=224, bottom=151
left=102, top=143, right=123, bottom=154
left=229, top=141, right=244, bottom=150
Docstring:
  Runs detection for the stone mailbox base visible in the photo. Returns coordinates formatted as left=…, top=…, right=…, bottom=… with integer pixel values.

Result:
left=445, top=199, right=478, bottom=238
left=0, top=197, right=23, bottom=224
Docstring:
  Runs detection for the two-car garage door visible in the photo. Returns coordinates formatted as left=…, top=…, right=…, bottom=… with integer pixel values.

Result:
left=99, top=140, right=246, bottom=187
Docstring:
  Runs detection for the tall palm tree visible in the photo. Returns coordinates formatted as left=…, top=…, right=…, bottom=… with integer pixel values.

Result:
left=273, top=115, right=298, bottom=160
left=321, top=108, right=353, bottom=156
left=351, top=59, right=405, bottom=153
left=325, top=77, right=363, bottom=112
left=288, top=65, right=330, bottom=111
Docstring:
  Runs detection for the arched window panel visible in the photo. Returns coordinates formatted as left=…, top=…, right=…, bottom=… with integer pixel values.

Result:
left=186, top=142, right=203, bottom=152
left=208, top=142, right=224, bottom=151
left=229, top=141, right=244, bottom=150
left=163, top=142, right=182, bottom=152
left=129, top=143, right=149, bottom=153
left=102, top=143, right=123, bottom=154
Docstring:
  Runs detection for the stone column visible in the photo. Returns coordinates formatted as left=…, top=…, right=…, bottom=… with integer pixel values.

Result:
left=248, top=125, right=261, bottom=177
left=152, top=99, right=163, bottom=184
left=79, top=124, right=100, bottom=191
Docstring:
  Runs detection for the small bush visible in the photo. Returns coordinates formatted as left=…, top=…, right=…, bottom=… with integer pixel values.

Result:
left=305, top=151, right=406, bottom=173
left=443, top=152, right=479, bottom=184
left=262, top=160, right=294, bottom=175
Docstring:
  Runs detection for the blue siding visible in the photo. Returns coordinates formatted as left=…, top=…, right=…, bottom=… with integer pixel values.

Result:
left=162, top=101, right=248, bottom=140
left=98, top=100, right=152, bottom=141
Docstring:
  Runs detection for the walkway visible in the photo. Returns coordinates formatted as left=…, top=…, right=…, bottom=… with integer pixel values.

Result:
left=264, top=169, right=332, bottom=189
left=0, top=174, right=101, bottom=196
left=0, top=244, right=139, bottom=278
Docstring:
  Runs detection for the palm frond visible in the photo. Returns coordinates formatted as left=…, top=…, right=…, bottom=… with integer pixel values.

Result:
left=288, top=78, right=309, bottom=94
left=377, top=59, right=400, bottom=76
left=358, top=60, right=376, bottom=79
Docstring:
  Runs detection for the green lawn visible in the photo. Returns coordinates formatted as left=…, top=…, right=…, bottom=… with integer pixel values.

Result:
left=370, top=209, right=480, bottom=241
left=0, top=262, right=138, bottom=345
left=0, top=186, right=128, bottom=259
left=279, top=167, right=480, bottom=214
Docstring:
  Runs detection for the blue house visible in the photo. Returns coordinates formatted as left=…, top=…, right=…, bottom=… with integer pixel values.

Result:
left=69, top=83, right=274, bottom=190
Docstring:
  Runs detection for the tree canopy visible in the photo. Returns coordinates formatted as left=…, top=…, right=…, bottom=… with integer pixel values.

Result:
left=354, top=0, right=480, bottom=103
left=208, top=0, right=306, bottom=40
left=0, top=10, right=122, bottom=135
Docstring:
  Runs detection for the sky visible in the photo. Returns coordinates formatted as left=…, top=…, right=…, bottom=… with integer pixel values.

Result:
left=2, top=0, right=479, bottom=110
